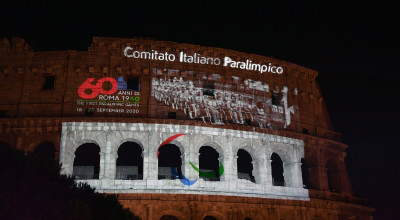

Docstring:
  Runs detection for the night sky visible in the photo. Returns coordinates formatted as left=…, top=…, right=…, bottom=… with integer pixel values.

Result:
left=1, top=1, right=399, bottom=219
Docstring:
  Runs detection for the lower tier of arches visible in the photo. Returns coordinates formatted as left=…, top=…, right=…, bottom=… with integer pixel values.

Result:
left=117, top=193, right=373, bottom=220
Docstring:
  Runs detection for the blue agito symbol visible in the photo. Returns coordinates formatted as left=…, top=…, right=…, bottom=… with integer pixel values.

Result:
left=157, top=134, right=224, bottom=186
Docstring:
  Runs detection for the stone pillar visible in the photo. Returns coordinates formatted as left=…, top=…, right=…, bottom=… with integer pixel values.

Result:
left=142, top=150, right=149, bottom=180
left=223, top=135, right=234, bottom=182
left=252, top=159, right=267, bottom=184
left=286, top=162, right=303, bottom=188
left=99, top=147, right=106, bottom=180
left=221, top=154, right=233, bottom=182
left=183, top=152, right=198, bottom=180
left=265, top=159, right=273, bottom=185
left=59, top=129, right=71, bottom=175
left=102, top=139, right=113, bottom=180
left=180, top=152, right=186, bottom=178
left=147, top=132, right=158, bottom=180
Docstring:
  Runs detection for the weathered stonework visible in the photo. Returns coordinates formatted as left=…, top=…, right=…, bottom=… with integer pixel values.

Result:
left=60, top=122, right=308, bottom=200
left=0, top=37, right=374, bottom=219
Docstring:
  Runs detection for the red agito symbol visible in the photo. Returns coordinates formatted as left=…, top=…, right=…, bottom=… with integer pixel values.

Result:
left=78, top=77, right=118, bottom=99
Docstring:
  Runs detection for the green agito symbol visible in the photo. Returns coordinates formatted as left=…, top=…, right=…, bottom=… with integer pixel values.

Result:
left=188, top=161, right=224, bottom=178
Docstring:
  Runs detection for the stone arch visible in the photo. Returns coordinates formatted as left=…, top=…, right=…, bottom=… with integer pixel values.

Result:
left=198, top=144, right=223, bottom=181
left=200, top=211, right=228, bottom=220
left=267, top=144, right=293, bottom=163
left=196, top=139, right=225, bottom=180
left=271, top=152, right=285, bottom=186
left=111, top=130, right=147, bottom=157
left=73, top=143, right=101, bottom=179
left=59, top=137, right=103, bottom=176
left=116, top=141, right=144, bottom=180
left=71, top=139, right=102, bottom=155
left=114, top=138, right=145, bottom=159
left=33, top=141, right=56, bottom=161
left=232, top=139, right=260, bottom=161
left=158, top=142, right=184, bottom=180
left=196, top=139, right=224, bottom=157
left=28, top=137, right=57, bottom=153
left=167, top=138, right=186, bottom=157
left=157, top=209, right=186, bottom=220
left=236, top=209, right=267, bottom=220
left=237, top=148, right=256, bottom=183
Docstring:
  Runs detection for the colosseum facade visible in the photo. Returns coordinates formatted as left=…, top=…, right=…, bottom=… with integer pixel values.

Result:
left=0, top=37, right=374, bottom=219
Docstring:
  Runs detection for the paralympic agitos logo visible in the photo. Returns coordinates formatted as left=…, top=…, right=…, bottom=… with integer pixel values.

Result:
left=157, top=134, right=224, bottom=186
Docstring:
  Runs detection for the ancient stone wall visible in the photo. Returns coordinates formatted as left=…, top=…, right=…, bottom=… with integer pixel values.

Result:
left=0, top=37, right=373, bottom=219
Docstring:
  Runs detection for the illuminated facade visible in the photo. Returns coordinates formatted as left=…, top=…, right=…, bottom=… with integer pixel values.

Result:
left=0, top=37, right=373, bottom=219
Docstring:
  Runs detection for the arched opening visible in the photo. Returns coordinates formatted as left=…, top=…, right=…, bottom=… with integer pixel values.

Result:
left=244, top=218, right=252, bottom=220
left=271, top=152, right=285, bottom=186
left=237, top=149, right=255, bottom=183
left=33, top=142, right=55, bottom=161
left=158, top=144, right=182, bottom=180
left=199, top=146, right=220, bottom=181
left=327, top=159, right=342, bottom=192
left=301, top=158, right=310, bottom=189
left=160, top=215, right=179, bottom=220
left=203, top=216, right=217, bottom=220
left=73, top=143, right=100, bottom=179
left=116, top=142, right=143, bottom=180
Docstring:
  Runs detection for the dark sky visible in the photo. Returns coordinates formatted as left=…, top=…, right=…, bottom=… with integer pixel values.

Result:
left=1, top=1, right=399, bottom=219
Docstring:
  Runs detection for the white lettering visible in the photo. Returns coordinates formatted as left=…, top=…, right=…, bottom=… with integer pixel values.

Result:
left=123, top=47, right=284, bottom=74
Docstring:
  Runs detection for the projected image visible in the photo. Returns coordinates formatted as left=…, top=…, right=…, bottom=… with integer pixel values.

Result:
left=76, top=76, right=140, bottom=115
left=151, top=69, right=298, bottom=129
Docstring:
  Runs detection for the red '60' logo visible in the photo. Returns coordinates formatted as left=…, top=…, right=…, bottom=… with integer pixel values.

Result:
left=77, top=77, right=118, bottom=99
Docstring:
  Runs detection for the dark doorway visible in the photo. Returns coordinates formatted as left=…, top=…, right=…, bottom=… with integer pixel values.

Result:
left=301, top=158, right=310, bottom=189
left=199, top=146, right=220, bottom=181
left=116, top=142, right=143, bottom=180
left=271, top=153, right=285, bottom=186
left=73, top=143, right=100, bottom=179
left=237, top=149, right=255, bottom=183
left=158, top=144, right=182, bottom=179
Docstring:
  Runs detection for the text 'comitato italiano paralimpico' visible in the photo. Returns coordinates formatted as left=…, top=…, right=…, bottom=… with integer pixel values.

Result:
left=123, top=47, right=283, bottom=74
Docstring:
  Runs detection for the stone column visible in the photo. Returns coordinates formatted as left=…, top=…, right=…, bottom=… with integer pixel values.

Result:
left=102, top=138, right=113, bottom=180
left=285, top=162, right=303, bottom=188
left=252, top=159, right=267, bottom=184
left=142, top=150, right=149, bottom=180
left=147, top=132, right=158, bottom=180
left=59, top=130, right=69, bottom=175
left=222, top=135, right=234, bottom=182
left=265, top=159, right=273, bottom=185
left=99, top=147, right=106, bottom=180
left=221, top=154, right=233, bottom=182
left=183, top=152, right=198, bottom=180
